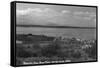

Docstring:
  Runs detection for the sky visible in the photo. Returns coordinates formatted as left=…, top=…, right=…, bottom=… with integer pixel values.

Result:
left=16, top=3, right=96, bottom=27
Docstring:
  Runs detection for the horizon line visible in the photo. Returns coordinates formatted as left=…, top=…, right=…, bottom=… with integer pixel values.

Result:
left=16, top=24, right=96, bottom=29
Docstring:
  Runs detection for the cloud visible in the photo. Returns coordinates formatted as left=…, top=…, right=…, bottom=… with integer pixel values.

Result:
left=17, top=8, right=65, bottom=25
left=74, top=11, right=94, bottom=15
left=17, top=8, right=71, bottom=17
left=17, top=8, right=96, bottom=27
left=17, top=8, right=58, bottom=15
left=17, top=9, right=29, bottom=15
left=17, top=8, right=43, bottom=15
left=73, top=11, right=96, bottom=18
left=61, top=10, right=70, bottom=14
left=73, top=11, right=96, bottom=21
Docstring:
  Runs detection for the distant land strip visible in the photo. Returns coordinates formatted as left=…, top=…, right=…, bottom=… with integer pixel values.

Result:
left=17, top=25, right=96, bottom=29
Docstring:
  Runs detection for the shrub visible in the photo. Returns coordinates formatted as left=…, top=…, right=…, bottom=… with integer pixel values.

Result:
left=16, top=46, right=33, bottom=58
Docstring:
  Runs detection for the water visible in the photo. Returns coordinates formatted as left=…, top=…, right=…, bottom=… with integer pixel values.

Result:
left=17, top=27, right=96, bottom=40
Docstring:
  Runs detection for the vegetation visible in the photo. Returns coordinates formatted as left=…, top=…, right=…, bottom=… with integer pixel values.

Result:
left=16, top=34, right=97, bottom=65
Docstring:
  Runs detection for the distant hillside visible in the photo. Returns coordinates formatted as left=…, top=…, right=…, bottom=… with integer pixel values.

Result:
left=16, top=34, right=55, bottom=43
left=17, top=24, right=96, bottom=29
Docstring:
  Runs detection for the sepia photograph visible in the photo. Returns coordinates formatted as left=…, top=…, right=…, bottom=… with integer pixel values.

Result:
left=15, top=2, right=97, bottom=66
